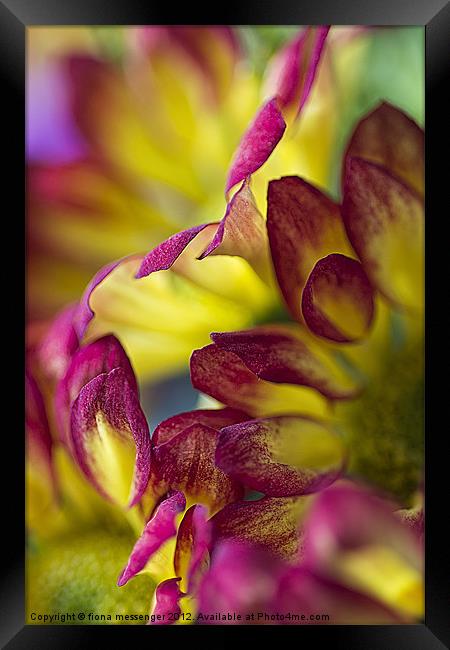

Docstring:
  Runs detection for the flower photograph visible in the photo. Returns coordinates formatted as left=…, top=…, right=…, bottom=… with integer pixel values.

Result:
left=26, top=25, right=424, bottom=625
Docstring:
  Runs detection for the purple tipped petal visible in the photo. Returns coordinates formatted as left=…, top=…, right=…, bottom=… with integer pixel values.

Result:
left=216, top=416, right=346, bottom=497
left=211, top=327, right=360, bottom=400
left=137, top=181, right=270, bottom=282
left=301, top=253, right=375, bottom=343
left=118, top=491, right=186, bottom=586
left=174, top=504, right=211, bottom=592
left=70, top=367, right=151, bottom=508
left=302, top=483, right=424, bottom=620
left=343, top=101, right=424, bottom=197
left=152, top=407, right=248, bottom=446
left=37, top=303, right=79, bottom=382
left=342, top=157, right=424, bottom=311
left=266, top=26, right=330, bottom=116
left=198, top=180, right=271, bottom=280
left=26, top=370, right=57, bottom=499
left=197, top=541, right=284, bottom=621
left=225, top=98, right=286, bottom=196
left=150, top=578, right=183, bottom=625
left=276, top=566, right=404, bottom=624
left=211, top=495, right=308, bottom=561
left=151, top=423, right=243, bottom=516
left=267, top=176, right=350, bottom=322
left=303, top=483, right=420, bottom=566
left=55, top=334, right=137, bottom=448
left=136, top=224, right=209, bottom=279
left=73, top=258, right=125, bottom=339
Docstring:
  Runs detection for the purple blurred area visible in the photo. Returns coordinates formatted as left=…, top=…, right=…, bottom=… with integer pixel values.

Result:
left=27, top=61, right=87, bottom=163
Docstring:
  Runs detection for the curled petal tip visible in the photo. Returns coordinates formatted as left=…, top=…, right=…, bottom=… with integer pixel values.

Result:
left=301, top=253, right=375, bottom=343
left=70, top=366, right=151, bottom=508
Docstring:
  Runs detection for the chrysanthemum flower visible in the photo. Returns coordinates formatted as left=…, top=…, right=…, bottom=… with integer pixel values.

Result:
left=26, top=27, right=424, bottom=626
left=28, top=26, right=338, bottom=320
left=145, top=101, right=423, bottom=504
left=91, top=100, right=423, bottom=621
left=28, top=322, right=348, bottom=621
left=28, top=26, right=391, bottom=383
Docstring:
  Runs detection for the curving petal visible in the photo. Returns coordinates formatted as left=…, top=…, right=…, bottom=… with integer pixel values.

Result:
left=265, top=26, right=330, bottom=119
left=301, top=253, right=375, bottom=342
left=137, top=180, right=271, bottom=282
left=267, top=176, right=351, bottom=321
left=74, top=255, right=264, bottom=381
left=190, top=343, right=331, bottom=419
left=225, top=26, right=329, bottom=196
left=344, top=101, right=424, bottom=197
left=136, top=224, right=209, bottom=278
left=149, top=423, right=243, bottom=516
left=198, top=180, right=271, bottom=282
left=197, top=540, right=284, bottom=621
left=216, top=416, right=346, bottom=497
left=276, top=566, right=404, bottom=624
left=343, top=158, right=424, bottom=311
left=211, top=326, right=360, bottom=400
left=174, top=504, right=211, bottom=592
left=70, top=367, right=151, bottom=508
left=55, top=334, right=137, bottom=448
left=197, top=540, right=402, bottom=624
left=36, top=303, right=79, bottom=383
left=26, top=370, right=58, bottom=525
left=211, top=495, right=309, bottom=560
left=303, top=482, right=424, bottom=619
left=117, top=491, right=186, bottom=587
left=150, top=578, right=183, bottom=625
left=225, top=98, right=286, bottom=196
left=73, top=257, right=126, bottom=340
left=152, top=407, right=248, bottom=446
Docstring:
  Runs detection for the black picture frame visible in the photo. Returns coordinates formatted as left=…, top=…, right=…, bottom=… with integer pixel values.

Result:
left=3, top=0, right=449, bottom=647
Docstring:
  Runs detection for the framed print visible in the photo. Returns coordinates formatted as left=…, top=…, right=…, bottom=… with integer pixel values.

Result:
left=1, top=0, right=449, bottom=646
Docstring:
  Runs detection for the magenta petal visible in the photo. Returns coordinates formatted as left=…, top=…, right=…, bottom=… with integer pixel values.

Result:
left=70, top=367, right=151, bottom=507
left=198, top=180, right=270, bottom=279
left=276, top=566, right=404, bottom=624
left=268, top=26, right=330, bottom=115
left=301, top=253, right=375, bottom=343
left=210, top=327, right=359, bottom=400
left=174, top=504, right=211, bottom=592
left=225, top=97, right=286, bottom=195
left=118, top=491, right=186, bottom=586
left=55, top=334, right=137, bottom=447
left=26, top=370, right=51, bottom=441
left=26, top=369, right=58, bottom=507
left=26, top=370, right=54, bottom=473
left=197, top=540, right=283, bottom=620
left=73, top=258, right=124, bottom=339
left=150, top=578, right=183, bottom=625
left=136, top=224, right=209, bottom=279
left=303, top=483, right=422, bottom=570
left=152, top=407, right=248, bottom=446
left=211, top=495, right=306, bottom=560
left=37, top=303, right=79, bottom=382
left=151, top=423, right=243, bottom=515
left=216, top=416, right=345, bottom=497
